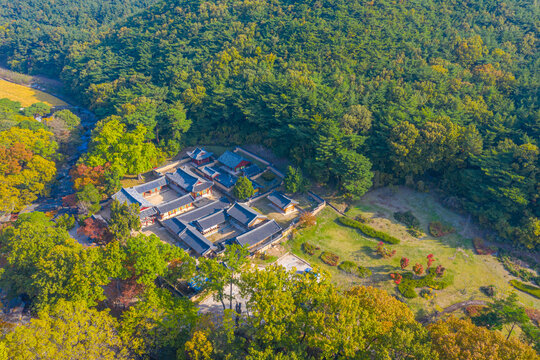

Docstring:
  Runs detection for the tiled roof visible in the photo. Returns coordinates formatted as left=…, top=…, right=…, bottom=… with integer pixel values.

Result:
left=200, top=166, right=220, bottom=178
left=163, top=218, right=216, bottom=256
left=218, top=151, right=248, bottom=169
left=215, top=171, right=237, bottom=188
left=112, top=188, right=153, bottom=208
left=156, top=194, right=194, bottom=214
left=139, top=207, right=157, bottom=219
left=133, top=176, right=167, bottom=194
left=227, top=202, right=265, bottom=227
left=267, top=191, right=298, bottom=210
left=187, top=147, right=213, bottom=161
left=234, top=220, right=282, bottom=248
left=242, top=164, right=263, bottom=178
left=194, top=210, right=227, bottom=232
left=166, top=167, right=212, bottom=193
left=176, top=197, right=231, bottom=224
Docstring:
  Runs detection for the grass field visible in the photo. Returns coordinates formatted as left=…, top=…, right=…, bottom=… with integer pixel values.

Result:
left=286, top=187, right=540, bottom=314
left=0, top=79, right=67, bottom=107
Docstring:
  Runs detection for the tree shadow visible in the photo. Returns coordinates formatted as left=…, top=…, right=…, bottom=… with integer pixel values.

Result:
left=367, top=264, right=401, bottom=284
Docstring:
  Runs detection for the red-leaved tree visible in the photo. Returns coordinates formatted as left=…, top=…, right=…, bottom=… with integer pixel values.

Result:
left=427, top=254, right=435, bottom=268
left=400, top=257, right=410, bottom=269
left=413, top=263, right=424, bottom=276
left=435, top=265, right=446, bottom=277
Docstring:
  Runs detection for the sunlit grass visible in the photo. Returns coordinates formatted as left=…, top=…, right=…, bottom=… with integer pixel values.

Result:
left=0, top=79, right=67, bottom=107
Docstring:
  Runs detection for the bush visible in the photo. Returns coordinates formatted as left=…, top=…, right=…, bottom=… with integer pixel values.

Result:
left=376, top=242, right=396, bottom=258
left=499, top=255, right=537, bottom=282
left=480, top=285, right=496, bottom=297
left=302, top=242, right=320, bottom=255
left=338, top=217, right=400, bottom=244
left=397, top=268, right=454, bottom=298
left=465, top=305, right=487, bottom=317
left=473, top=237, right=497, bottom=255
left=261, top=170, right=276, bottom=181
left=407, top=228, right=423, bottom=238
left=320, top=251, right=339, bottom=266
left=394, top=211, right=420, bottom=229
left=338, top=261, right=372, bottom=278
left=299, top=213, right=317, bottom=228
left=510, top=280, right=540, bottom=299
left=428, top=221, right=455, bottom=237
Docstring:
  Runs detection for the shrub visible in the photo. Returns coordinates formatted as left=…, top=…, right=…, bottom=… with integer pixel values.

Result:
left=435, top=265, right=446, bottom=277
left=376, top=242, right=396, bottom=258
left=465, top=305, right=487, bottom=317
left=525, top=308, right=540, bottom=325
left=338, top=216, right=400, bottom=244
left=299, top=212, right=317, bottom=228
left=339, top=261, right=372, bottom=278
left=397, top=268, right=453, bottom=298
left=473, top=237, right=497, bottom=255
left=480, top=285, right=496, bottom=297
left=394, top=210, right=420, bottom=229
left=499, top=255, right=537, bottom=282
left=302, top=242, right=320, bottom=255
left=407, top=228, right=423, bottom=238
left=355, top=213, right=370, bottom=223
left=428, top=221, right=455, bottom=237
left=320, top=251, right=339, bottom=266
left=510, top=280, right=540, bottom=299
left=413, top=263, right=424, bottom=276
left=400, top=257, right=410, bottom=269
left=261, top=171, right=276, bottom=181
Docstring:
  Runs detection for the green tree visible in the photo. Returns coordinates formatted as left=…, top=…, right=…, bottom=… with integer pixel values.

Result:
left=109, top=199, right=141, bottom=241
left=341, top=104, right=373, bottom=134
left=198, top=244, right=249, bottom=311
left=53, top=109, right=80, bottom=129
left=473, top=293, right=530, bottom=340
left=0, top=213, right=109, bottom=308
left=23, top=102, right=50, bottom=117
left=2, top=300, right=129, bottom=360
left=54, top=213, right=75, bottom=230
left=76, top=183, right=101, bottom=215
left=120, top=288, right=198, bottom=358
left=233, top=176, right=254, bottom=200
left=283, top=166, right=307, bottom=193
left=334, top=149, right=373, bottom=198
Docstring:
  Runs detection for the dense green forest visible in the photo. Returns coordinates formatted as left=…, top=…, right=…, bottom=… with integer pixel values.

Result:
left=0, top=0, right=158, bottom=76
left=60, top=0, right=539, bottom=248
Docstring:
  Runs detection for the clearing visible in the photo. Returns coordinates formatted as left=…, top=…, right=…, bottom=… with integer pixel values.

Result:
left=287, top=186, right=540, bottom=314
left=0, top=79, right=67, bottom=107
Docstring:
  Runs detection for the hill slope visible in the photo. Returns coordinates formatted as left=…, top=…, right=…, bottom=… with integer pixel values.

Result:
left=0, top=0, right=159, bottom=76
left=64, top=0, right=539, bottom=247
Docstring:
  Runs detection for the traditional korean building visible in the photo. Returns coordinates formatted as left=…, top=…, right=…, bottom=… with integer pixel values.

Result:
left=133, top=176, right=167, bottom=197
left=267, top=191, right=299, bottom=214
left=112, top=187, right=156, bottom=227
left=162, top=217, right=216, bottom=257
left=226, top=202, right=266, bottom=228
left=166, top=167, right=213, bottom=198
left=233, top=220, right=282, bottom=253
left=187, top=147, right=213, bottom=165
left=193, top=209, right=228, bottom=235
left=217, top=151, right=251, bottom=173
left=155, top=194, right=195, bottom=220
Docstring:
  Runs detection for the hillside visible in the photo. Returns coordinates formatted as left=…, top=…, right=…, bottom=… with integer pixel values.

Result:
left=62, top=0, right=540, bottom=248
left=0, top=0, right=159, bottom=76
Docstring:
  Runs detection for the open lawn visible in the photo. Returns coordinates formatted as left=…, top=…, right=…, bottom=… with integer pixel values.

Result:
left=287, top=187, right=540, bottom=315
left=0, top=79, right=67, bottom=107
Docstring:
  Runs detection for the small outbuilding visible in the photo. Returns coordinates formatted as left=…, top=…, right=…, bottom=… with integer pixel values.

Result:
left=267, top=191, right=299, bottom=214
left=187, top=147, right=213, bottom=165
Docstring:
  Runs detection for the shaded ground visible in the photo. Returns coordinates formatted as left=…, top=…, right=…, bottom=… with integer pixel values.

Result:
left=286, top=187, right=540, bottom=314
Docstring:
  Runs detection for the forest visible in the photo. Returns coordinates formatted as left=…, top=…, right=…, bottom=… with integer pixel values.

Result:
left=58, top=0, right=539, bottom=248
left=0, top=0, right=158, bottom=76
left=0, top=215, right=538, bottom=359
